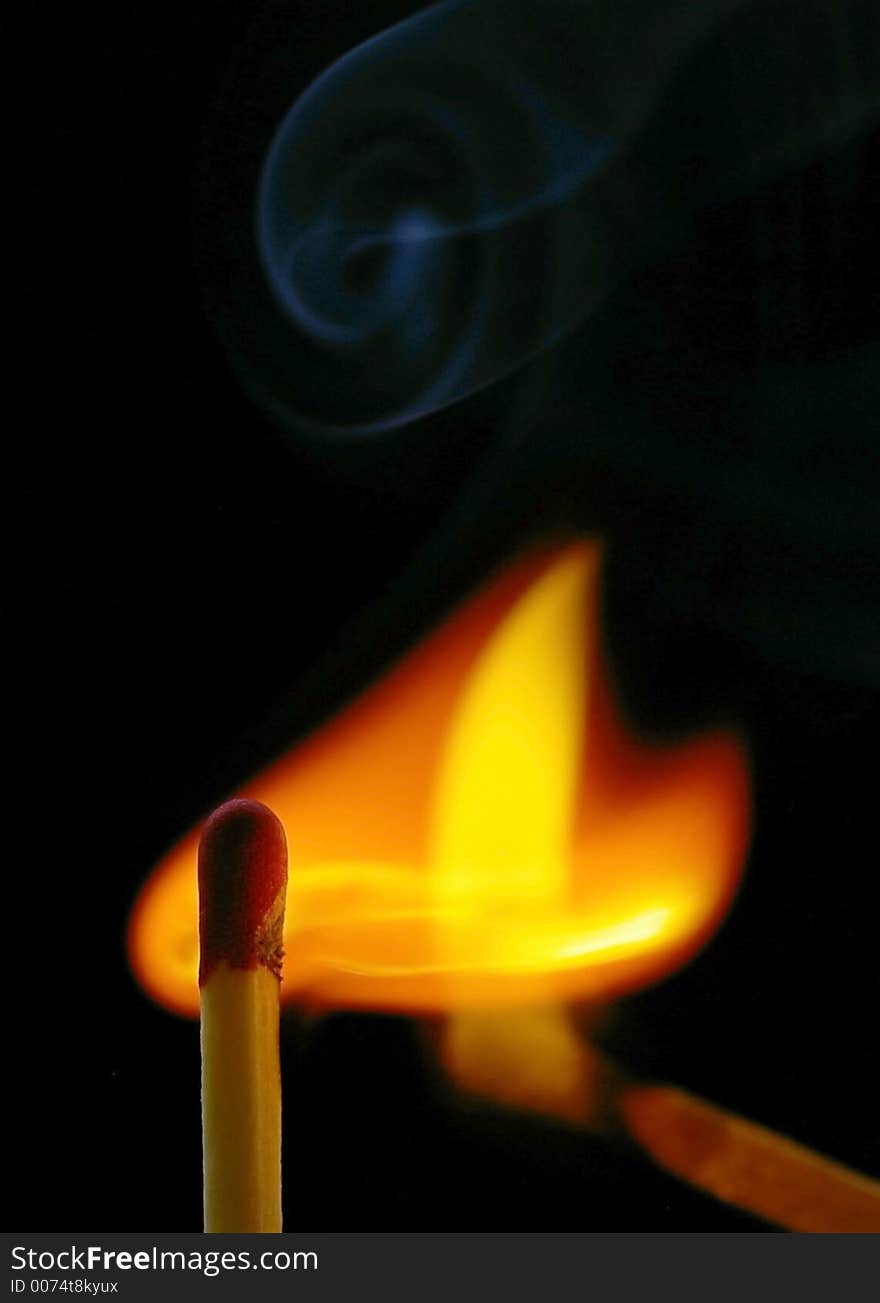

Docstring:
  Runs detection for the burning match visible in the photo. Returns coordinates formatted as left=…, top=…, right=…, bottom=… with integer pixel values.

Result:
left=198, top=798, right=288, bottom=1232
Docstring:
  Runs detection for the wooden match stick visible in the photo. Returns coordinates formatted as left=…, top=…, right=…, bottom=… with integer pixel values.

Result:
left=198, top=798, right=288, bottom=1232
left=579, top=1052, right=880, bottom=1231
left=440, top=1012, right=880, bottom=1231
left=617, top=1080, right=880, bottom=1233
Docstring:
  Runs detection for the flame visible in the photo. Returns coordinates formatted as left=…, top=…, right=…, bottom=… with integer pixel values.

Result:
left=128, top=541, right=749, bottom=1017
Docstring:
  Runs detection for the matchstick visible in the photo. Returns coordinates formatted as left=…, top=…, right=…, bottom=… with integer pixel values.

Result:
left=440, top=1012, right=880, bottom=1231
left=199, top=798, right=288, bottom=1232
left=618, top=1080, right=880, bottom=1233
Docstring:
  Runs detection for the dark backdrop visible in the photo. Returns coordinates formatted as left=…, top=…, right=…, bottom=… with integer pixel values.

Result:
left=15, top=0, right=878, bottom=1229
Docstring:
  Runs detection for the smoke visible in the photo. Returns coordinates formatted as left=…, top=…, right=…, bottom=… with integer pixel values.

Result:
left=255, top=0, right=738, bottom=432
left=254, top=0, right=878, bottom=434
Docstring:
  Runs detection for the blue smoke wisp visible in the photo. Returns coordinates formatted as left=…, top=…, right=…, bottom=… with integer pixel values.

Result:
left=255, top=0, right=878, bottom=434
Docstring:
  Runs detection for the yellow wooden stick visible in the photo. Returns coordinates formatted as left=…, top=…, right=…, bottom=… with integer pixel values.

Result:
left=441, top=1008, right=880, bottom=1231
left=620, top=1081, right=880, bottom=1234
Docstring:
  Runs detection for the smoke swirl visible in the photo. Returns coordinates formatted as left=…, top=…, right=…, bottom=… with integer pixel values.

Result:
left=254, top=0, right=879, bottom=434
left=255, top=0, right=735, bottom=432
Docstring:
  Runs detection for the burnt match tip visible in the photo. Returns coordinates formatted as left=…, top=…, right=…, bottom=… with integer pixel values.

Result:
left=198, top=798, right=288, bottom=986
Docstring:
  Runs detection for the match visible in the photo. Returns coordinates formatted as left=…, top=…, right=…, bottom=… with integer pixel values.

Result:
left=617, top=1079, right=880, bottom=1233
left=441, top=1010, right=880, bottom=1231
left=198, top=798, right=288, bottom=1232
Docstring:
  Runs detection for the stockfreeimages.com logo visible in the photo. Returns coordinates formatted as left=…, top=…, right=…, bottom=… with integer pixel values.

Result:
left=11, top=1245, right=317, bottom=1279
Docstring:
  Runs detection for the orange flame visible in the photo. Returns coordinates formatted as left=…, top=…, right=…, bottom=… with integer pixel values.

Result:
left=128, top=542, right=750, bottom=1017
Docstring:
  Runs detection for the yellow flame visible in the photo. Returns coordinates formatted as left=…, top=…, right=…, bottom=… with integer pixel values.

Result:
left=432, top=546, right=589, bottom=901
left=128, top=541, right=750, bottom=1016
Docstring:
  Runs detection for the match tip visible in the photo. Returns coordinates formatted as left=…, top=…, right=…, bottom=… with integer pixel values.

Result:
left=198, top=798, right=288, bottom=986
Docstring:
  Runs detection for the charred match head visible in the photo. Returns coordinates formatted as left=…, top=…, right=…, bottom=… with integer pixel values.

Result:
left=198, top=798, right=288, bottom=985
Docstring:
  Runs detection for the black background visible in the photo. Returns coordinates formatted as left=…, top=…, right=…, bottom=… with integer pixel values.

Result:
left=15, top=0, right=879, bottom=1229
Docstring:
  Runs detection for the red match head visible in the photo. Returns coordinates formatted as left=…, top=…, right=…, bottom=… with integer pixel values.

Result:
left=198, top=798, right=288, bottom=985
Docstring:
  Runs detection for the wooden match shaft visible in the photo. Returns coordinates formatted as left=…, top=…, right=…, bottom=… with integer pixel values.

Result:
left=580, top=1047, right=880, bottom=1231
left=199, top=799, right=288, bottom=1233
left=582, top=1052, right=880, bottom=1232
left=618, top=1082, right=880, bottom=1233
left=440, top=1013, right=880, bottom=1231
left=201, top=966, right=284, bottom=1232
